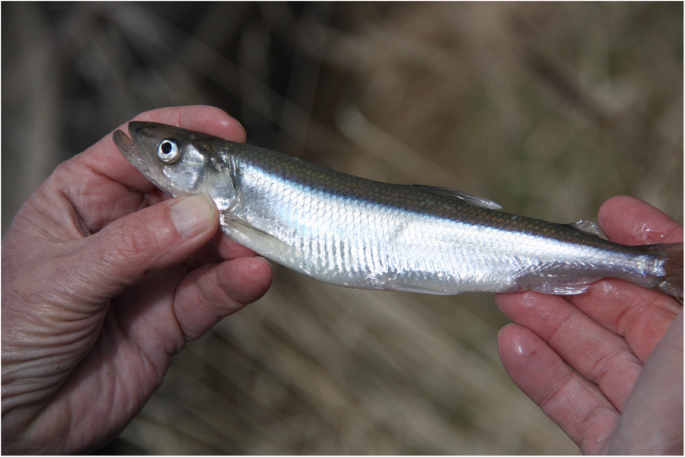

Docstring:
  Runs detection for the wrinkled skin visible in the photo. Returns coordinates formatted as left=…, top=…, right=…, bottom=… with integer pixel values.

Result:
left=2, top=106, right=273, bottom=453
left=497, top=196, right=683, bottom=454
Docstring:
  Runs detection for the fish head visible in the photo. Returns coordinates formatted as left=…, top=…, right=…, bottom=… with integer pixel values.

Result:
left=113, top=121, right=223, bottom=198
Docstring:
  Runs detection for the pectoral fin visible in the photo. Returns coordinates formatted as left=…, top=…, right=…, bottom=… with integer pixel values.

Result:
left=219, top=214, right=298, bottom=263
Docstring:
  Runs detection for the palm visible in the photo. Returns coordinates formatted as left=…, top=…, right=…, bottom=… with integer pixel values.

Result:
left=496, top=196, right=683, bottom=454
left=46, top=266, right=187, bottom=452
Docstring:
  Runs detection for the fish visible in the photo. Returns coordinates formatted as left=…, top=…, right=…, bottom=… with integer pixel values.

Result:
left=113, top=121, right=683, bottom=299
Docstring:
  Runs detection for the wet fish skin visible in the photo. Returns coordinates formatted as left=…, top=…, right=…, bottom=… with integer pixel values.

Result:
left=113, top=121, right=683, bottom=298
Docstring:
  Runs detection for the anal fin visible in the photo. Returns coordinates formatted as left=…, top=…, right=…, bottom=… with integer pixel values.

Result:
left=525, top=276, right=603, bottom=295
left=383, top=281, right=455, bottom=295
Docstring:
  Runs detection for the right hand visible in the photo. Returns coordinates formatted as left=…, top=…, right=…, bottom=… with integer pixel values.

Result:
left=496, top=196, right=683, bottom=454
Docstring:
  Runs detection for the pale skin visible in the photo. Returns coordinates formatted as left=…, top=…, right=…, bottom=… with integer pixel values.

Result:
left=2, top=106, right=274, bottom=453
left=496, top=196, right=683, bottom=454
left=2, top=105, right=682, bottom=453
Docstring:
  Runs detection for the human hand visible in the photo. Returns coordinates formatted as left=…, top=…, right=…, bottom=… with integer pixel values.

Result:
left=1, top=106, right=273, bottom=453
left=496, top=196, right=683, bottom=454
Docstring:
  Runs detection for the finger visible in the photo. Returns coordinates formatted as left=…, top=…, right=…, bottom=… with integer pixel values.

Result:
left=214, top=231, right=261, bottom=260
left=172, top=256, right=273, bottom=342
left=598, top=196, right=683, bottom=246
left=176, top=231, right=262, bottom=271
left=72, top=194, right=219, bottom=302
left=498, top=324, right=619, bottom=454
left=135, top=105, right=247, bottom=143
left=496, top=292, right=641, bottom=411
left=608, top=312, right=684, bottom=454
left=567, top=197, right=682, bottom=361
left=568, top=281, right=680, bottom=362
left=49, top=106, right=246, bottom=234
left=93, top=105, right=247, bottom=191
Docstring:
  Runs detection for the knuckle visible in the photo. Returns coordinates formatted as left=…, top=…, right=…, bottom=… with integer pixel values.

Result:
left=108, top=214, right=164, bottom=269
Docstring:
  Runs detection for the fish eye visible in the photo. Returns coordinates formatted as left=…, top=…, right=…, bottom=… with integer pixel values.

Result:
left=157, top=139, right=180, bottom=164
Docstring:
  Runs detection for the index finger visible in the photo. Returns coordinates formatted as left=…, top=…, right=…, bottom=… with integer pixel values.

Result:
left=49, top=106, right=246, bottom=234
left=85, top=105, right=247, bottom=191
left=598, top=195, right=683, bottom=246
left=568, top=196, right=682, bottom=361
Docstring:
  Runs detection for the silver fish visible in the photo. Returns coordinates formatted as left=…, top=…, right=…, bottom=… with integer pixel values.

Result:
left=113, top=122, right=683, bottom=298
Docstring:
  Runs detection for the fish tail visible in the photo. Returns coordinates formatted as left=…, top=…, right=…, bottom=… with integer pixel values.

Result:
left=644, top=243, right=683, bottom=299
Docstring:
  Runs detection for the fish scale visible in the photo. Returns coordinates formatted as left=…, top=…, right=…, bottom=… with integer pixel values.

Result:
left=113, top=122, right=683, bottom=298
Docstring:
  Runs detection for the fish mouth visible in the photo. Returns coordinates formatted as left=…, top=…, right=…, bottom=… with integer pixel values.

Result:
left=113, top=129, right=151, bottom=175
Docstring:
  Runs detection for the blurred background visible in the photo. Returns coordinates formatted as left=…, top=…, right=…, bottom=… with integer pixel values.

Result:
left=2, top=2, right=682, bottom=454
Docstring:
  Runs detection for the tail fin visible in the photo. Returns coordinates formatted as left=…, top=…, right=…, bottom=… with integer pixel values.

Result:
left=644, top=243, right=683, bottom=299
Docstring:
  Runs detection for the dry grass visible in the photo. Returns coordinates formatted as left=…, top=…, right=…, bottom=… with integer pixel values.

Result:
left=3, top=2, right=682, bottom=454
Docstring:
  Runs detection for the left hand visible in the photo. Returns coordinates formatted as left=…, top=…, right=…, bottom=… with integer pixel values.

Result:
left=2, top=106, right=273, bottom=453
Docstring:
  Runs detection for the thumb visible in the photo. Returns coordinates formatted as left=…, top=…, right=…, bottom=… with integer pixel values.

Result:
left=77, top=194, right=219, bottom=297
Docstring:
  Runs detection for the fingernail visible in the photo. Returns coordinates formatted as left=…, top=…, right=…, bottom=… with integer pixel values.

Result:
left=171, top=195, right=215, bottom=238
left=256, top=256, right=273, bottom=270
left=497, top=323, right=514, bottom=338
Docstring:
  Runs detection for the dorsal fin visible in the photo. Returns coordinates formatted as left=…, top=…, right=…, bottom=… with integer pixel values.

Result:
left=567, top=220, right=603, bottom=237
left=413, top=185, right=503, bottom=210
